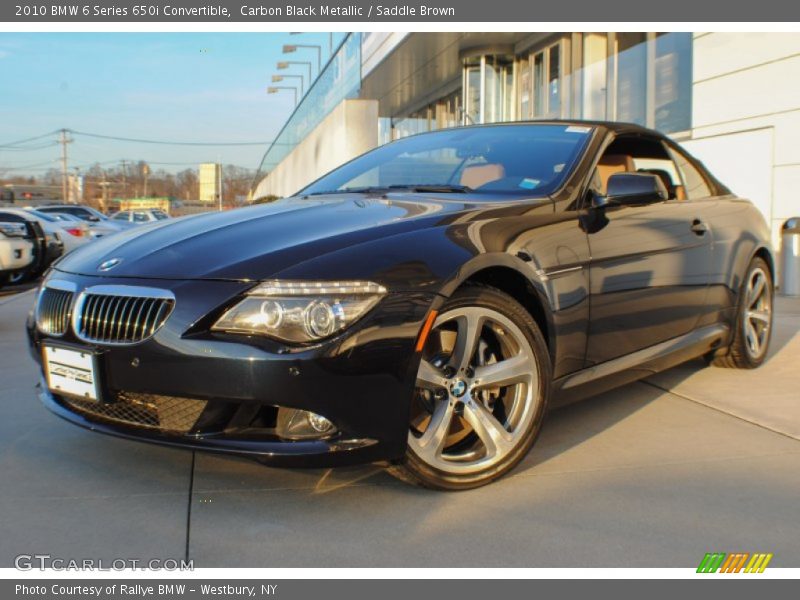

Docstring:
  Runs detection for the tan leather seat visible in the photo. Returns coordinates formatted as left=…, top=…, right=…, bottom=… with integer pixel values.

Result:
left=460, top=164, right=505, bottom=189
left=639, top=168, right=687, bottom=201
left=595, top=154, right=634, bottom=193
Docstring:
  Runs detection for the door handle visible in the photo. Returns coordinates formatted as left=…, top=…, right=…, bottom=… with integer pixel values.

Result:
left=691, top=219, right=709, bottom=235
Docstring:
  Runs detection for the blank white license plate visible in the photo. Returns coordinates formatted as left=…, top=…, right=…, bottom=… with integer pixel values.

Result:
left=43, top=345, right=100, bottom=401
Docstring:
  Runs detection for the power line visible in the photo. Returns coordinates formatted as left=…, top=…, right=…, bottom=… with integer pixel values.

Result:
left=0, top=142, right=59, bottom=152
left=0, top=159, right=58, bottom=171
left=70, top=129, right=273, bottom=147
left=0, top=130, right=60, bottom=149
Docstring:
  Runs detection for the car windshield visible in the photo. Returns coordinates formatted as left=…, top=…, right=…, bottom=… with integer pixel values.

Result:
left=26, top=210, right=58, bottom=222
left=300, top=124, right=594, bottom=197
left=53, top=213, right=81, bottom=222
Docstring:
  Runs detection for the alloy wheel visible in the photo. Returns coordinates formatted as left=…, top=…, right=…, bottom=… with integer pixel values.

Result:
left=743, top=266, right=772, bottom=360
left=408, top=306, right=539, bottom=475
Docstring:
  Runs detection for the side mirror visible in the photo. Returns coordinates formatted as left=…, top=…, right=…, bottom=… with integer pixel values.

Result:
left=87, top=215, right=101, bottom=222
left=595, top=172, right=668, bottom=208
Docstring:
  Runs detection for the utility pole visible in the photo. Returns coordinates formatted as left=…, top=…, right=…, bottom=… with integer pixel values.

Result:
left=99, top=169, right=111, bottom=211
left=217, top=161, right=223, bottom=212
left=72, top=167, right=82, bottom=204
left=120, top=160, right=128, bottom=200
left=142, top=163, right=150, bottom=198
left=58, top=129, right=73, bottom=203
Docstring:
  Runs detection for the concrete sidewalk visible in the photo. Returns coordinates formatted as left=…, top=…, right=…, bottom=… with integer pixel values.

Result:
left=1, top=289, right=798, bottom=567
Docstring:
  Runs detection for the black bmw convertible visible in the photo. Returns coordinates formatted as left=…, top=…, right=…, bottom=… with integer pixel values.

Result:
left=28, top=121, right=774, bottom=489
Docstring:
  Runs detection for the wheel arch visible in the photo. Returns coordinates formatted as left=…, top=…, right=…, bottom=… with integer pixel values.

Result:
left=753, top=245, right=775, bottom=282
left=438, top=255, right=554, bottom=353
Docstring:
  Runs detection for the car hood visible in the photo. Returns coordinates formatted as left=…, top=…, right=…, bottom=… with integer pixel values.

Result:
left=54, top=194, right=477, bottom=281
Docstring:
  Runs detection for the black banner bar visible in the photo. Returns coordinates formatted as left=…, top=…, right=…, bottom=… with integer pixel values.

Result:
left=3, top=579, right=799, bottom=600
left=3, top=0, right=800, bottom=22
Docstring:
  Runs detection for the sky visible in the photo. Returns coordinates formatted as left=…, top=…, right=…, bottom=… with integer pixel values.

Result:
left=0, top=32, right=342, bottom=177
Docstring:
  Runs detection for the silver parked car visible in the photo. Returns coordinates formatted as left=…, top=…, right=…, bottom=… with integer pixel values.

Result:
left=110, top=208, right=171, bottom=225
left=36, top=205, right=128, bottom=236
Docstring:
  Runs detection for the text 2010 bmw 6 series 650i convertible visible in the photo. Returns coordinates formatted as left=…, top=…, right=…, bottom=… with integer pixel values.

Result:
left=27, top=122, right=774, bottom=489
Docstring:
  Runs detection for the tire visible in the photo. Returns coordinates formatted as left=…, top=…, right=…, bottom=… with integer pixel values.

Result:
left=711, top=256, right=773, bottom=369
left=7, top=270, right=31, bottom=285
left=390, top=284, right=551, bottom=490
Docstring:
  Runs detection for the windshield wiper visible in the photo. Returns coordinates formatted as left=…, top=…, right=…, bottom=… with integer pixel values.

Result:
left=306, top=186, right=390, bottom=196
left=305, top=183, right=472, bottom=197
left=387, top=184, right=472, bottom=193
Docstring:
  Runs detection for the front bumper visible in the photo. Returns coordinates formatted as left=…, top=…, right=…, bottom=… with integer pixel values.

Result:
left=37, top=382, right=386, bottom=467
left=28, top=272, right=436, bottom=467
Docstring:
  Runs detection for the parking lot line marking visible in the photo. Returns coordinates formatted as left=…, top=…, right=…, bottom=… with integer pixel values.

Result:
left=641, top=380, right=800, bottom=443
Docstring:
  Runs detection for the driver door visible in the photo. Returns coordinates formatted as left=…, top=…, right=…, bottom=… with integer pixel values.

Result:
left=585, top=136, right=713, bottom=366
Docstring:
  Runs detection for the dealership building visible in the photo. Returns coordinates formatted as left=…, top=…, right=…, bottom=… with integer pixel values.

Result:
left=253, top=32, right=800, bottom=250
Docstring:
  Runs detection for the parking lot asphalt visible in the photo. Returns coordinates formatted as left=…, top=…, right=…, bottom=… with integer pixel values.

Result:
left=1, top=288, right=798, bottom=568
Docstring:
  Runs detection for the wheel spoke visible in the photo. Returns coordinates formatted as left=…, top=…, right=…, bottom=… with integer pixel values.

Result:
left=745, top=322, right=761, bottom=355
left=416, top=359, right=447, bottom=390
left=473, top=353, right=531, bottom=389
left=749, top=273, right=766, bottom=307
left=462, top=400, right=514, bottom=459
left=451, top=313, right=484, bottom=372
left=747, top=310, right=770, bottom=324
left=416, top=400, right=456, bottom=459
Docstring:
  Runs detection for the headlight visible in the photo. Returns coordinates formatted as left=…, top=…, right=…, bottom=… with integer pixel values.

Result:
left=211, top=280, right=387, bottom=343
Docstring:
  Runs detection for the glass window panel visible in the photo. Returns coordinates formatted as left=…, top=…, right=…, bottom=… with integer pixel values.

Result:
left=533, top=52, right=545, bottom=117
left=485, top=56, right=501, bottom=123
left=256, top=33, right=361, bottom=178
left=582, top=33, right=608, bottom=119
left=548, top=45, right=561, bottom=118
left=465, top=65, right=481, bottom=125
left=654, top=32, right=692, bottom=133
left=614, top=33, right=647, bottom=125
left=518, top=57, right=530, bottom=119
left=669, top=147, right=712, bottom=199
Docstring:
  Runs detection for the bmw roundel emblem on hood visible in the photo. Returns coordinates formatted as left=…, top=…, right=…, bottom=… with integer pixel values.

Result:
left=97, top=257, right=122, bottom=272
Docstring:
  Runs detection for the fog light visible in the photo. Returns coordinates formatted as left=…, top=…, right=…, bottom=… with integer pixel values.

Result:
left=276, top=407, right=337, bottom=440
left=308, top=412, right=333, bottom=433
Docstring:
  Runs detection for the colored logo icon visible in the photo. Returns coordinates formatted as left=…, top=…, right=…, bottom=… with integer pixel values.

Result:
left=697, top=552, right=773, bottom=573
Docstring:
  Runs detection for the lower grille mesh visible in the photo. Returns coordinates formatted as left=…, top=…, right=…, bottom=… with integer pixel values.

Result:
left=63, top=392, right=207, bottom=433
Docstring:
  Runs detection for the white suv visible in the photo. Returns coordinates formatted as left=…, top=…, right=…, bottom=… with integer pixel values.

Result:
left=0, top=223, right=34, bottom=288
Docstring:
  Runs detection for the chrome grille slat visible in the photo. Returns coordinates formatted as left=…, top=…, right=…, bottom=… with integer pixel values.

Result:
left=55, top=292, right=69, bottom=332
left=35, top=285, right=75, bottom=336
left=86, top=295, right=100, bottom=339
left=130, top=298, right=149, bottom=341
left=151, top=302, right=169, bottom=336
left=73, top=285, right=175, bottom=345
left=110, top=295, right=126, bottom=342
left=141, top=298, right=158, bottom=338
left=118, top=297, right=135, bottom=342
left=99, top=296, right=114, bottom=341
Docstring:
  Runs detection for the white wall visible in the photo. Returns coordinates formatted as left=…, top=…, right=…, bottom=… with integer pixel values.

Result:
left=253, top=99, right=379, bottom=199
left=684, top=33, right=800, bottom=260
